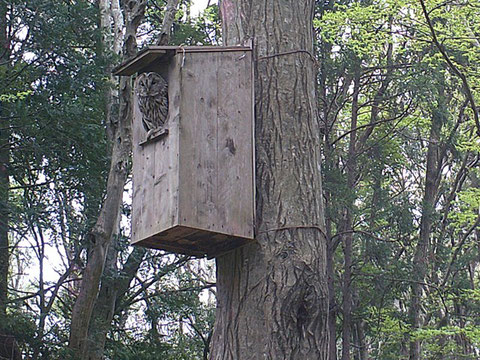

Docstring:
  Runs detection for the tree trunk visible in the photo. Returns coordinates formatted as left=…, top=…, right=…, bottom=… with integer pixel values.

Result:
left=67, top=78, right=131, bottom=358
left=0, top=104, right=8, bottom=329
left=321, top=48, right=339, bottom=360
left=319, top=13, right=340, bottom=359
left=156, top=0, right=180, bottom=45
left=354, top=320, right=368, bottom=360
left=83, top=1, right=179, bottom=357
left=68, top=1, right=145, bottom=358
left=210, top=1, right=329, bottom=359
left=31, top=227, right=46, bottom=360
left=409, top=106, right=443, bottom=360
left=341, top=71, right=360, bottom=360
left=326, top=237, right=338, bottom=360
left=0, top=127, right=9, bottom=330
left=0, top=0, right=10, bottom=328
left=84, top=241, right=119, bottom=360
left=85, top=246, right=146, bottom=360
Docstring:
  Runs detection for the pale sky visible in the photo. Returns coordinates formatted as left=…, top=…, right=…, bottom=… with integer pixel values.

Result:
left=191, top=0, right=217, bottom=17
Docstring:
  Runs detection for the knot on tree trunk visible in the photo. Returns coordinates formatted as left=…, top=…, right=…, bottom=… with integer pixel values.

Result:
left=278, top=266, right=327, bottom=354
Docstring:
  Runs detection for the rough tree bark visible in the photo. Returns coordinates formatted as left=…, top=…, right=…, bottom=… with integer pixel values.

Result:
left=0, top=128, right=8, bottom=328
left=209, top=1, right=329, bottom=359
left=82, top=2, right=127, bottom=358
left=68, top=1, right=146, bottom=358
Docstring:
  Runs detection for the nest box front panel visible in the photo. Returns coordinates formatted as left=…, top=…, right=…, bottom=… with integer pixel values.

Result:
left=131, top=59, right=181, bottom=244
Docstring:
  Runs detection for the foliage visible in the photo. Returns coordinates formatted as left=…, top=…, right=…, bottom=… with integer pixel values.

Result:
left=2, top=0, right=217, bottom=359
left=317, top=0, right=480, bottom=358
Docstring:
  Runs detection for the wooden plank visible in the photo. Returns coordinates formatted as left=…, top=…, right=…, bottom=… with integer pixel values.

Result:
left=174, top=46, right=252, bottom=54
left=134, top=225, right=252, bottom=257
left=147, top=45, right=252, bottom=53
left=131, top=72, right=159, bottom=241
left=132, top=56, right=183, bottom=247
left=151, top=133, right=171, bottom=235
left=178, top=52, right=219, bottom=232
left=156, top=226, right=199, bottom=243
left=131, top=92, right=145, bottom=243
left=216, top=50, right=255, bottom=239
left=139, top=136, right=156, bottom=239
left=136, top=233, right=206, bottom=256
left=113, top=49, right=168, bottom=76
left=113, top=46, right=252, bottom=76
left=139, top=128, right=169, bottom=146
left=151, top=57, right=182, bottom=235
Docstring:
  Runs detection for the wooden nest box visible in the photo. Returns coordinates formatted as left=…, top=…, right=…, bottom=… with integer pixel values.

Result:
left=114, top=46, right=255, bottom=258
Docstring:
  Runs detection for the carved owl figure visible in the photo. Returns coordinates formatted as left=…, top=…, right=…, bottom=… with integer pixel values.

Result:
left=135, top=72, right=169, bottom=138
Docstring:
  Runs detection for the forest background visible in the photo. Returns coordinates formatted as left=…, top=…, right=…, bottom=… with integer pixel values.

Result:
left=1, top=0, right=480, bottom=359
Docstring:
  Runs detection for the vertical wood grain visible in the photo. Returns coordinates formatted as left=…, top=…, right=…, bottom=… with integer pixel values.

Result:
left=178, top=52, right=219, bottom=231
left=131, top=48, right=255, bottom=254
left=216, top=50, right=254, bottom=238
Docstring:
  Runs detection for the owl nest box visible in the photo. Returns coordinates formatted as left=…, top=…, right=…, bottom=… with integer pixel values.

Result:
left=114, top=46, right=255, bottom=258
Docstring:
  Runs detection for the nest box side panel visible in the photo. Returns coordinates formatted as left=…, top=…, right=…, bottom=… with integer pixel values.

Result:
left=131, top=59, right=181, bottom=245
left=177, top=51, right=218, bottom=233
left=177, top=50, right=254, bottom=240
left=216, top=50, right=254, bottom=239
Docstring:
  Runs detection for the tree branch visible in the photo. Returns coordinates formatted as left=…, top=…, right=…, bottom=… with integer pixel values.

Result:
left=419, top=0, right=480, bottom=136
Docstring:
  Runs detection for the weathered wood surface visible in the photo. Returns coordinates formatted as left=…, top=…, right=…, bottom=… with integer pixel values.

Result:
left=138, top=226, right=252, bottom=258
left=131, top=58, right=180, bottom=243
left=216, top=51, right=255, bottom=238
left=113, top=46, right=253, bottom=76
left=178, top=50, right=254, bottom=239
left=178, top=52, right=218, bottom=235
left=113, top=48, right=167, bottom=76
left=131, top=48, right=254, bottom=257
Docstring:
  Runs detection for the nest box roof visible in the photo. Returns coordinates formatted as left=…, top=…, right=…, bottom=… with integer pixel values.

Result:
left=112, top=45, right=252, bottom=76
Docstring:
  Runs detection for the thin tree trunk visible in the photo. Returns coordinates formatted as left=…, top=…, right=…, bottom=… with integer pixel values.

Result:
left=67, top=81, right=131, bottom=358
left=210, top=1, right=329, bottom=359
left=84, top=1, right=179, bottom=357
left=85, top=246, right=146, bottom=360
left=326, top=236, right=338, bottom=360
left=0, top=0, right=10, bottom=328
left=0, top=107, right=8, bottom=329
left=355, top=320, right=368, bottom=360
left=68, top=1, right=145, bottom=358
left=84, top=241, right=118, bottom=360
left=156, top=0, right=180, bottom=45
left=409, top=105, right=443, bottom=360
left=82, top=3, right=124, bottom=359
left=320, top=33, right=339, bottom=360
left=341, top=71, right=360, bottom=360
left=32, top=226, right=46, bottom=360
